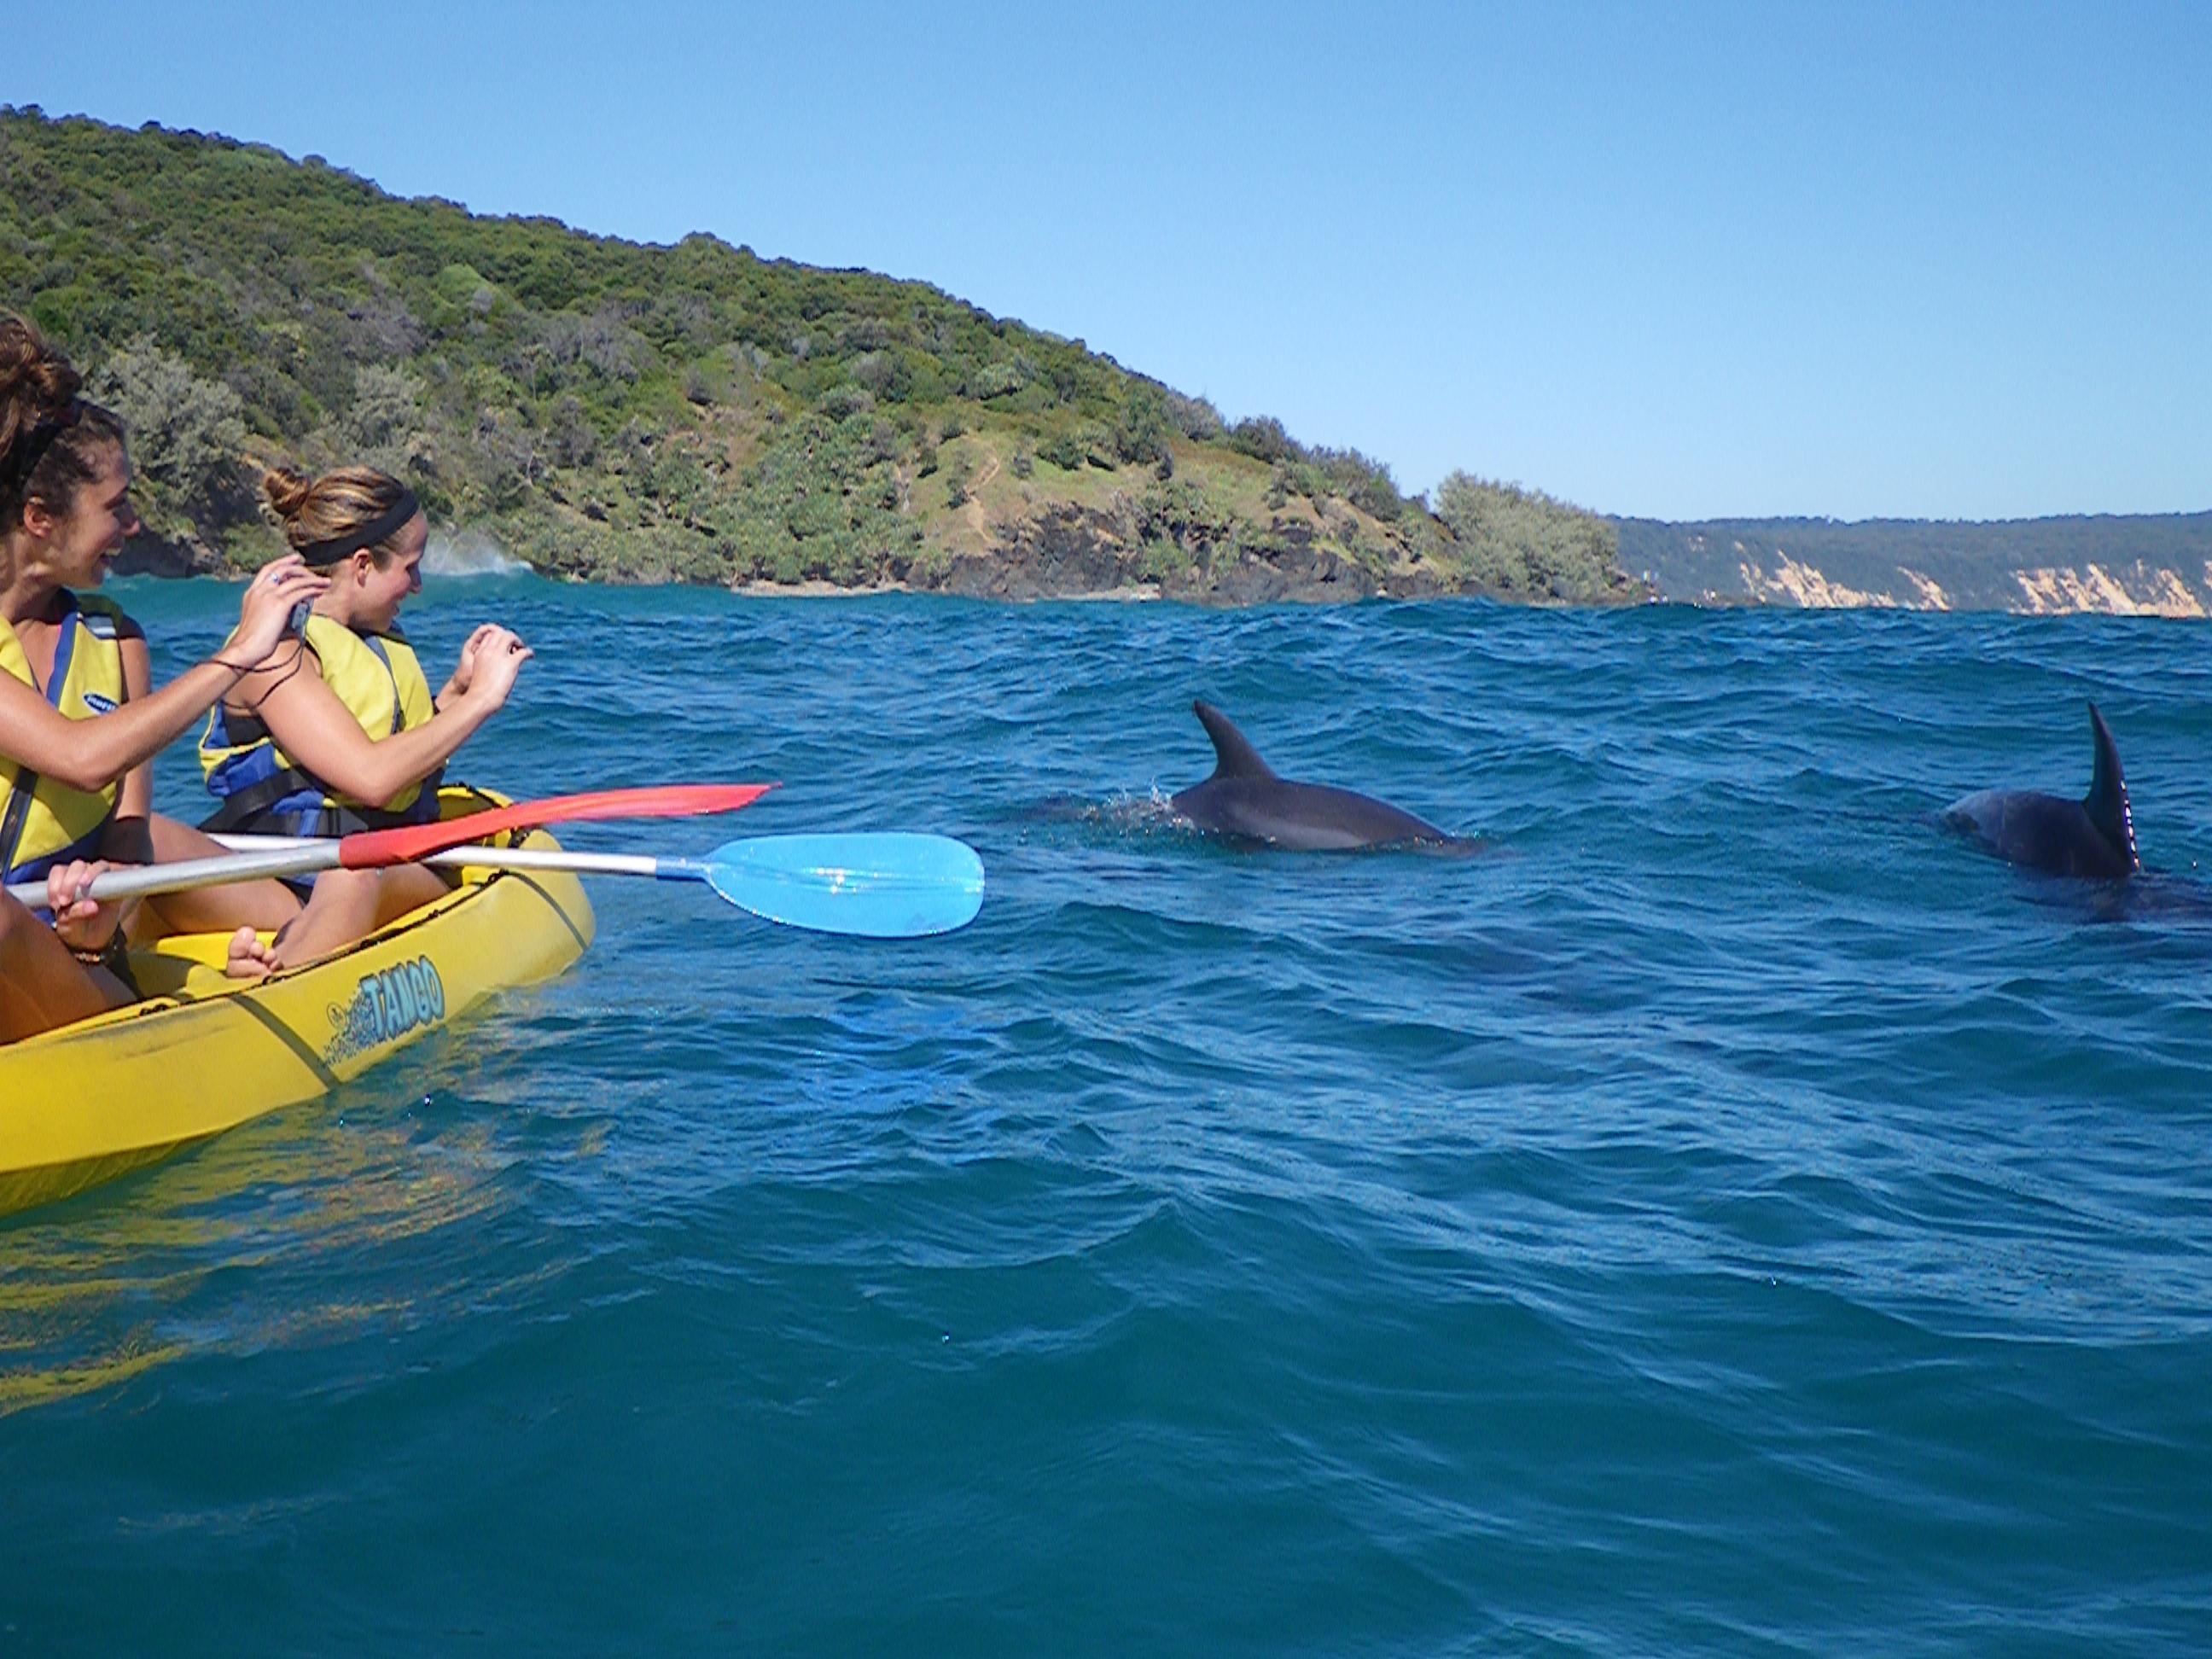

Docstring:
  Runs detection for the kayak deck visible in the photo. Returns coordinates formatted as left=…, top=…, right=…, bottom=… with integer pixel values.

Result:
left=0, top=802, right=594, bottom=1219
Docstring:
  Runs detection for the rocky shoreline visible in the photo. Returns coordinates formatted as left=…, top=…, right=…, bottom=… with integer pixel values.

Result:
left=121, top=502, right=1633, bottom=606
left=913, top=506, right=1471, bottom=605
left=121, top=507, right=2212, bottom=616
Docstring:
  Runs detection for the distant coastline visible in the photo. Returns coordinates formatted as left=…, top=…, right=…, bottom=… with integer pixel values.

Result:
left=1620, top=511, right=2212, bottom=616
left=159, top=506, right=2212, bottom=619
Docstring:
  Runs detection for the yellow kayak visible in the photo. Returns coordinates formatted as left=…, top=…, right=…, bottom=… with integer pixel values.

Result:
left=0, top=789, right=594, bottom=1219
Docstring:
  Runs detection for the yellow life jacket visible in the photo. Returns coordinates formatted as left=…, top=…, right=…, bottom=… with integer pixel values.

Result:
left=0, top=591, right=130, bottom=886
left=199, top=612, right=443, bottom=835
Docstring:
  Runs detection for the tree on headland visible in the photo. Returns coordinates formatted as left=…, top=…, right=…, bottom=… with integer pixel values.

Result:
left=1433, top=472, right=1622, bottom=600
left=85, top=337, right=244, bottom=523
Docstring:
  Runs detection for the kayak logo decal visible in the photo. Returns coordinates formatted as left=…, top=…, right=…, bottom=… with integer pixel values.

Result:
left=324, top=956, right=448, bottom=1062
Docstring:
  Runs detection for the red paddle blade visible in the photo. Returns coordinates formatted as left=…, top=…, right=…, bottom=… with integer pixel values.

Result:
left=340, top=783, right=777, bottom=869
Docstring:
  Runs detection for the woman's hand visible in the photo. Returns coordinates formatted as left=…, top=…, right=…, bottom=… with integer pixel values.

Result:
left=443, top=624, right=508, bottom=700
left=221, top=556, right=329, bottom=667
left=45, top=859, right=122, bottom=955
left=457, top=628, right=533, bottom=713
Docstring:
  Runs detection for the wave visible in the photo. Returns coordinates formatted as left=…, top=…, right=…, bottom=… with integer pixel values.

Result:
left=422, top=530, right=533, bottom=578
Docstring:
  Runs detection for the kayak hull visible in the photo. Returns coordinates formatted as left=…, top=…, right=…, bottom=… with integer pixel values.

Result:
left=0, top=799, right=594, bottom=1219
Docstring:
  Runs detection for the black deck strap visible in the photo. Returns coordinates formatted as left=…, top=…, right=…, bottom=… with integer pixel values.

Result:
left=196, top=766, right=328, bottom=834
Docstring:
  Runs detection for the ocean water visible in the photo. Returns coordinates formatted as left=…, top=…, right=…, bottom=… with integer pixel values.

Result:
left=4, top=577, right=2210, bottom=1655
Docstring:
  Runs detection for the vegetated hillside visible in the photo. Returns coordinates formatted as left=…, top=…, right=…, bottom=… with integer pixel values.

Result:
left=1619, top=513, right=2212, bottom=615
left=0, top=108, right=1633, bottom=604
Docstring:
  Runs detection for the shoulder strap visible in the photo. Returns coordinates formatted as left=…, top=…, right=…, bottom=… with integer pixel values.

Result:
left=363, top=635, right=405, bottom=735
left=0, top=595, right=82, bottom=879
left=38, top=591, right=81, bottom=709
left=0, top=765, right=38, bottom=880
left=70, top=591, right=124, bottom=639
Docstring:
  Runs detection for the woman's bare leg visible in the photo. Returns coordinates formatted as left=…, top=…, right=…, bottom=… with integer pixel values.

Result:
left=108, top=814, right=302, bottom=941
left=0, top=893, right=128, bottom=1044
left=228, top=864, right=451, bottom=978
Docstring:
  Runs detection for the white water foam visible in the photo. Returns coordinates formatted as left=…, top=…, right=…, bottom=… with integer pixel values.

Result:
left=423, top=530, right=532, bottom=578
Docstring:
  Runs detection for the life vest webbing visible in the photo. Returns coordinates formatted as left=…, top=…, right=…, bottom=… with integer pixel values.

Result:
left=196, top=633, right=433, bottom=836
left=0, top=767, right=40, bottom=879
left=0, top=594, right=91, bottom=883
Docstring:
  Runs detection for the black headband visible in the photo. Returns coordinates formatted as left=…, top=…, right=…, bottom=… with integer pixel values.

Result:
left=0, top=403, right=83, bottom=491
left=296, top=490, right=421, bottom=566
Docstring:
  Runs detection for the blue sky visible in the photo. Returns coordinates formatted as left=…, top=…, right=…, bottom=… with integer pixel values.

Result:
left=14, top=1, right=2209, bottom=521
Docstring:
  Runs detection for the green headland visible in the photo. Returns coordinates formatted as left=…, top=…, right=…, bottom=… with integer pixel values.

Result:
left=0, top=108, right=1629, bottom=604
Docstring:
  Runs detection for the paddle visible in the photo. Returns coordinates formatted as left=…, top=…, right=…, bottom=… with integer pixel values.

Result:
left=4, top=783, right=774, bottom=908
left=209, top=831, right=988, bottom=938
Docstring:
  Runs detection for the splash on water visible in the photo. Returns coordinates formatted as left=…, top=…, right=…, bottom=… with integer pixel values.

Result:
left=1016, top=785, right=1196, bottom=840
left=423, top=529, right=533, bottom=578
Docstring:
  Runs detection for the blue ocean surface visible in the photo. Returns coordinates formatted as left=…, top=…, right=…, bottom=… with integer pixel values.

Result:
left=4, top=576, right=2210, bottom=1655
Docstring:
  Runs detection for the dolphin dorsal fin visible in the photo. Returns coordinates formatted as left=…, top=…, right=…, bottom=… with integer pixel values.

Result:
left=1193, top=700, right=1276, bottom=781
left=2082, top=702, right=2140, bottom=870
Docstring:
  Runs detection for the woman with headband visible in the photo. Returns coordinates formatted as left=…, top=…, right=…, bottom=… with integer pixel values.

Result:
left=0, top=312, right=325, bottom=1040
left=201, top=464, right=532, bottom=975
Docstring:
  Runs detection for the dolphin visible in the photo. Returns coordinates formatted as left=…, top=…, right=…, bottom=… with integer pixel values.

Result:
left=1168, top=700, right=1476, bottom=853
left=1942, top=702, right=2139, bottom=879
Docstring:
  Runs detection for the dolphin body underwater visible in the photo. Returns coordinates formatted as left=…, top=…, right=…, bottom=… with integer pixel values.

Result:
left=1168, top=701, right=1480, bottom=853
left=1943, top=702, right=2140, bottom=879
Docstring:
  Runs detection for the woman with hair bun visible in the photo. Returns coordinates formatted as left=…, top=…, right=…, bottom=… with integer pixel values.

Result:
left=0, top=311, right=325, bottom=1041
left=201, top=463, right=532, bottom=975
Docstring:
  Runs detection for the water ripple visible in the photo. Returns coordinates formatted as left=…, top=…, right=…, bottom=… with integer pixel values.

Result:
left=3, top=583, right=2208, bottom=1652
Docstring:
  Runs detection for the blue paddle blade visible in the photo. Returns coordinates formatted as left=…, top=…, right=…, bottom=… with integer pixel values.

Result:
left=699, top=833, right=986, bottom=937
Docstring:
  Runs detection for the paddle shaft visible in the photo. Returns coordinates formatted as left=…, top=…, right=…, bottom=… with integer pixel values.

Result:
left=6, top=842, right=341, bottom=906
left=6, top=838, right=701, bottom=906
left=3, top=782, right=771, bottom=907
left=209, top=837, right=700, bottom=882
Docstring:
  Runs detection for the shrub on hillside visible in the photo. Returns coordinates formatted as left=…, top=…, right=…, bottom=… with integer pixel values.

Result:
left=86, top=337, right=245, bottom=515
left=1039, top=431, right=1086, bottom=471
left=1433, top=471, right=1619, bottom=600
left=1167, top=391, right=1223, bottom=441
left=1228, top=416, right=1292, bottom=463
left=1114, top=385, right=1173, bottom=465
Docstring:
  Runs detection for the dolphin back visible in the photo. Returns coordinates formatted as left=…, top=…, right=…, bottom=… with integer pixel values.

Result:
left=1941, top=700, right=2141, bottom=880
left=1173, top=700, right=1473, bottom=852
left=1193, top=701, right=1277, bottom=781
left=2082, top=703, right=2139, bottom=870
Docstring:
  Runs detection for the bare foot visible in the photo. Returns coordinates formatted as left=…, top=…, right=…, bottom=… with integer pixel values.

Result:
left=224, top=925, right=281, bottom=981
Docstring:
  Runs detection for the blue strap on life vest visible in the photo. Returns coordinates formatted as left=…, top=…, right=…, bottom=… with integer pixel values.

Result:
left=2, top=594, right=114, bottom=906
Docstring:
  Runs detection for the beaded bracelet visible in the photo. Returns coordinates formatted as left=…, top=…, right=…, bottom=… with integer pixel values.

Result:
left=68, top=932, right=130, bottom=974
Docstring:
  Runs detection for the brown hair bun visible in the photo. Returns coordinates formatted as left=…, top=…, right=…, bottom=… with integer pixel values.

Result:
left=260, top=464, right=415, bottom=564
left=0, top=312, right=123, bottom=527
left=260, top=464, right=318, bottom=522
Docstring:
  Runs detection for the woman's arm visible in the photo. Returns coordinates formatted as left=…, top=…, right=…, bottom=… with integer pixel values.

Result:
left=0, top=561, right=325, bottom=795
left=0, top=656, right=259, bottom=795
left=241, top=626, right=532, bottom=808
